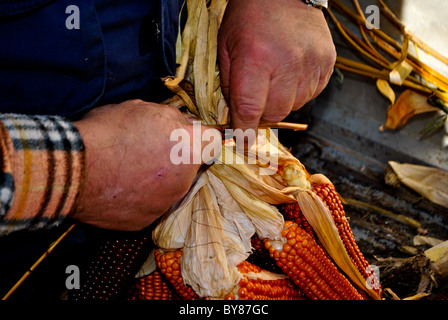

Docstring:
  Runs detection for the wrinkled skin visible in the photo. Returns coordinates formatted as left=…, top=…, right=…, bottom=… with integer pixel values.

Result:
left=218, top=0, right=336, bottom=133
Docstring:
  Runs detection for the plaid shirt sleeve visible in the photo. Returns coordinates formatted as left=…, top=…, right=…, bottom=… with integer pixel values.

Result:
left=0, top=114, right=85, bottom=236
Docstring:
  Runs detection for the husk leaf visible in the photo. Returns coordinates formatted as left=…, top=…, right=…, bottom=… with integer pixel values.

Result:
left=153, top=173, right=208, bottom=250
left=388, top=161, right=448, bottom=209
left=181, top=181, right=242, bottom=299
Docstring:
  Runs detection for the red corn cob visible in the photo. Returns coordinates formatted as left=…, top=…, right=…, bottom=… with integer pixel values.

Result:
left=264, top=221, right=366, bottom=300
left=155, top=249, right=201, bottom=300
left=128, top=270, right=179, bottom=300
left=225, top=260, right=306, bottom=300
left=312, top=184, right=381, bottom=295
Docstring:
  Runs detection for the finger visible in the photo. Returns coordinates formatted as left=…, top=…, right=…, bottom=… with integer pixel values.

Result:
left=261, top=70, right=300, bottom=122
left=310, top=66, right=334, bottom=101
left=228, top=58, right=270, bottom=149
left=218, top=42, right=231, bottom=106
left=182, top=113, right=199, bottom=125
left=229, top=66, right=269, bottom=131
left=292, top=69, right=321, bottom=110
left=308, top=46, right=336, bottom=101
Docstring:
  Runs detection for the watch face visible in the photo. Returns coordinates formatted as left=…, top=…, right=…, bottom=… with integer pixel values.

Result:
left=310, top=0, right=328, bottom=8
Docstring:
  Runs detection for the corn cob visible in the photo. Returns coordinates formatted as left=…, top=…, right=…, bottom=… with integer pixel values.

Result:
left=264, top=221, right=365, bottom=300
left=312, top=184, right=381, bottom=294
left=155, top=249, right=201, bottom=300
left=128, top=271, right=179, bottom=300
left=70, top=231, right=153, bottom=300
left=281, top=203, right=317, bottom=240
left=224, top=261, right=306, bottom=300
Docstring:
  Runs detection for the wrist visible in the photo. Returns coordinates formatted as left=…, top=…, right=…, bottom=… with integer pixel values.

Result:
left=72, top=117, right=113, bottom=218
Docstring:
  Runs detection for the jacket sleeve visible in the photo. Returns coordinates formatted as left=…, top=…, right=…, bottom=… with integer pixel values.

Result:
left=0, top=114, right=85, bottom=236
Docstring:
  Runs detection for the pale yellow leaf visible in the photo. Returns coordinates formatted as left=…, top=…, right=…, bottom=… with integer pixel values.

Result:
left=376, top=79, right=396, bottom=104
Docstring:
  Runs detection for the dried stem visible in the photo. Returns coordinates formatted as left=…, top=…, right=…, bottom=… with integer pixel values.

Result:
left=2, top=223, right=76, bottom=300
left=378, top=0, right=448, bottom=67
left=327, top=0, right=448, bottom=101
left=335, top=57, right=448, bottom=104
left=327, top=8, right=390, bottom=69
left=352, top=0, right=391, bottom=65
left=210, top=122, right=308, bottom=132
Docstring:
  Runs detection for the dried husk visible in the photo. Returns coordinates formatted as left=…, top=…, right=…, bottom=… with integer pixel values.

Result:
left=389, top=60, right=413, bottom=86
left=135, top=249, right=157, bottom=278
left=425, top=240, right=448, bottom=264
left=153, top=172, right=208, bottom=250
left=206, top=171, right=255, bottom=244
left=388, top=161, right=448, bottom=209
left=217, top=176, right=285, bottom=240
left=383, top=90, right=439, bottom=130
left=181, top=180, right=243, bottom=299
left=210, top=133, right=311, bottom=205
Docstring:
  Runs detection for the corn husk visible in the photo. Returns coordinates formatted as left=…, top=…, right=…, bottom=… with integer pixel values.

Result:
left=425, top=240, right=448, bottom=264
left=181, top=180, right=242, bottom=299
left=207, top=171, right=253, bottom=228
left=427, top=242, right=448, bottom=285
left=153, top=172, right=208, bottom=250
left=388, top=161, right=448, bottom=209
left=135, top=249, right=157, bottom=278
left=389, top=60, right=413, bottom=86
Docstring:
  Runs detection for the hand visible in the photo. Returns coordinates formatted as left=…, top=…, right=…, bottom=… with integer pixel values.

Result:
left=72, top=100, right=220, bottom=231
left=218, top=0, right=336, bottom=132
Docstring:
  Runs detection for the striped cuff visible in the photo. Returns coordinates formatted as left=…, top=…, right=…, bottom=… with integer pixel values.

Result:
left=0, top=114, right=85, bottom=236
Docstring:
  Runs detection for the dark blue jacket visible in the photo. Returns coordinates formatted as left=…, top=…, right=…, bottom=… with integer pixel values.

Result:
left=0, top=0, right=183, bottom=118
left=0, top=0, right=184, bottom=300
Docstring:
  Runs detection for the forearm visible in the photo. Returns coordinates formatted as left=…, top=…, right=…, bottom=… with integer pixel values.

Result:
left=0, top=113, right=85, bottom=236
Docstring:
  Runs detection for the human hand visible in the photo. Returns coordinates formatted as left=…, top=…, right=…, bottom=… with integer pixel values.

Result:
left=218, top=0, right=336, bottom=133
left=72, top=100, right=220, bottom=231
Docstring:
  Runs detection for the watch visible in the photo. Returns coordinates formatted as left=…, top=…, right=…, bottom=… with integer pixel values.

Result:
left=302, top=0, right=328, bottom=9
